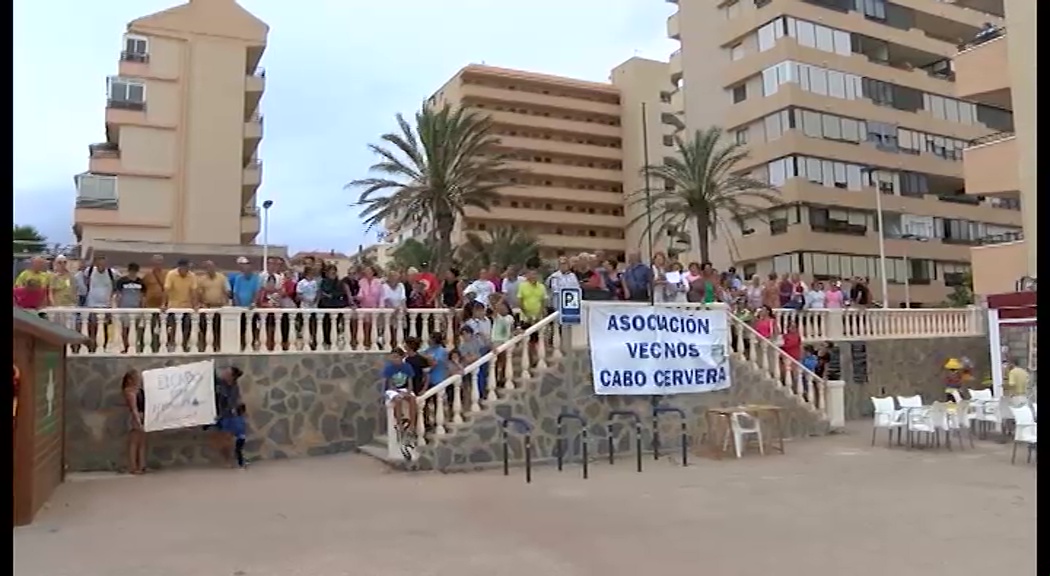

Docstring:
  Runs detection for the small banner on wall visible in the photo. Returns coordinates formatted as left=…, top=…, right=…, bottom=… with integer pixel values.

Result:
left=588, top=305, right=731, bottom=396
left=143, top=360, right=218, bottom=432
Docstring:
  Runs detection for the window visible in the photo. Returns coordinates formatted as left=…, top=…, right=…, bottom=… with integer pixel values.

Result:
left=732, top=84, right=748, bottom=103
left=976, top=104, right=1014, bottom=132
left=861, top=0, right=887, bottom=21
left=75, top=173, right=118, bottom=200
left=809, top=206, right=870, bottom=235
left=764, top=109, right=792, bottom=141
left=898, top=172, right=928, bottom=198
left=866, top=122, right=898, bottom=152
left=730, top=43, right=746, bottom=61
left=106, top=77, right=146, bottom=109
left=734, top=127, right=749, bottom=145
left=863, top=78, right=894, bottom=106
left=757, top=18, right=783, bottom=52
left=122, top=35, right=149, bottom=62
left=924, top=94, right=978, bottom=125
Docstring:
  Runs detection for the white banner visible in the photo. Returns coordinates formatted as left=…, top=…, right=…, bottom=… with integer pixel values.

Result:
left=143, top=360, right=218, bottom=432
left=588, top=306, right=731, bottom=395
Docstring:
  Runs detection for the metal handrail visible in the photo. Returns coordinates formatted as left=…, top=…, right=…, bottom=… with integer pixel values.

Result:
left=967, top=130, right=1015, bottom=147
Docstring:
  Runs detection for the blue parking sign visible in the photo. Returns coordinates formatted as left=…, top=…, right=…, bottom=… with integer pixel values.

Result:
left=558, top=287, right=582, bottom=325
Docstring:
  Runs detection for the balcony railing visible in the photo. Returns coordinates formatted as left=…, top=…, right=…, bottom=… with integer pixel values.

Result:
left=958, top=25, right=1005, bottom=51
left=967, top=130, right=1015, bottom=148
left=41, top=305, right=986, bottom=357
left=107, top=99, right=146, bottom=112
left=979, top=232, right=1024, bottom=245
left=242, top=205, right=260, bottom=217
left=251, top=67, right=266, bottom=78
left=120, top=51, right=149, bottom=63
left=75, top=196, right=118, bottom=210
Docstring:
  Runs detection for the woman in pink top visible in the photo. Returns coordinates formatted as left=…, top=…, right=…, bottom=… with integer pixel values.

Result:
left=824, top=282, right=845, bottom=309
left=355, top=266, right=384, bottom=349
left=753, top=305, right=778, bottom=340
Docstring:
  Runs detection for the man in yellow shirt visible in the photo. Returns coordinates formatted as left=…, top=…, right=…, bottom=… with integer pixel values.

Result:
left=517, top=268, right=548, bottom=359
left=14, top=257, right=51, bottom=291
left=197, top=260, right=229, bottom=351
left=163, top=259, right=199, bottom=351
left=1005, top=359, right=1031, bottom=402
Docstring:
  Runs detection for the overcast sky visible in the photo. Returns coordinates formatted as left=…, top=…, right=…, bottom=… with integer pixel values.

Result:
left=13, top=0, right=675, bottom=253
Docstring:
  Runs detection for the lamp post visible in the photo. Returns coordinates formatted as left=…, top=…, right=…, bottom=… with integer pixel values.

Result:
left=640, top=101, right=656, bottom=302
left=861, top=167, right=889, bottom=307
left=900, top=233, right=929, bottom=308
left=261, top=200, right=273, bottom=273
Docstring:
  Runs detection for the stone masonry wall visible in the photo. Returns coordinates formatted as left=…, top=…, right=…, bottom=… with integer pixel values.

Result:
left=413, top=353, right=831, bottom=471
left=66, top=353, right=384, bottom=472
left=839, top=336, right=991, bottom=420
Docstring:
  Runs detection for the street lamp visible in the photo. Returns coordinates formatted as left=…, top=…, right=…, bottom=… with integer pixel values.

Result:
left=900, top=233, right=929, bottom=308
left=861, top=167, right=889, bottom=307
left=261, top=200, right=274, bottom=272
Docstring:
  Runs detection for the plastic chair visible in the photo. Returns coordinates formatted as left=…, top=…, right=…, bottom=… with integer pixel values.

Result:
left=721, top=411, right=764, bottom=459
left=870, top=396, right=906, bottom=447
left=906, top=406, right=936, bottom=448
left=1009, top=404, right=1037, bottom=465
left=929, top=402, right=953, bottom=449
left=949, top=389, right=963, bottom=404
left=969, top=389, right=994, bottom=402
left=896, top=395, right=923, bottom=409
left=947, top=399, right=976, bottom=449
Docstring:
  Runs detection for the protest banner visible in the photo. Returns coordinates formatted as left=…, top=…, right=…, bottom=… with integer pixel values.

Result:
left=588, top=305, right=731, bottom=395
left=143, top=360, right=217, bottom=432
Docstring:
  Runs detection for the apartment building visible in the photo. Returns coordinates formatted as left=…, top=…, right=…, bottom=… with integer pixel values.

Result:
left=667, top=0, right=1023, bottom=306
left=388, top=60, right=687, bottom=262
left=73, top=0, right=268, bottom=253
left=955, top=0, right=1036, bottom=295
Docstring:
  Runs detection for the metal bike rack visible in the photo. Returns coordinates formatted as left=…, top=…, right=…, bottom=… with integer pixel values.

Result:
left=501, top=417, right=534, bottom=484
left=652, top=405, right=689, bottom=466
left=556, top=412, right=589, bottom=479
left=606, top=410, right=643, bottom=473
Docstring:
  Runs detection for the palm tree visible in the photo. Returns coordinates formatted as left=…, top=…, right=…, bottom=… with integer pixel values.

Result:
left=348, top=103, right=516, bottom=271
left=458, top=227, right=541, bottom=277
left=391, top=238, right=436, bottom=271
left=13, top=225, right=47, bottom=255
left=629, top=127, right=780, bottom=263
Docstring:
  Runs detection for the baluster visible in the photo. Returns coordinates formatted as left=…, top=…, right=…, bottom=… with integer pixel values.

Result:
left=486, top=348, right=499, bottom=402
left=368, top=311, right=380, bottom=352
left=520, top=336, right=532, bottom=381
left=352, top=310, right=363, bottom=351
left=452, top=377, right=464, bottom=424
left=551, top=324, right=563, bottom=358
left=433, top=391, right=446, bottom=436
left=187, top=312, right=200, bottom=353
left=504, top=340, right=517, bottom=391
left=470, top=363, right=482, bottom=413
left=201, top=311, right=213, bottom=352
left=415, top=397, right=426, bottom=444
left=536, top=326, right=548, bottom=369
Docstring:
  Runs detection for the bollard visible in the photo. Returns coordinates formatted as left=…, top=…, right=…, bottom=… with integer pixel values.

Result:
left=500, top=417, right=534, bottom=484
left=652, top=406, right=689, bottom=467
left=556, top=412, right=590, bottom=480
left=606, top=410, right=643, bottom=473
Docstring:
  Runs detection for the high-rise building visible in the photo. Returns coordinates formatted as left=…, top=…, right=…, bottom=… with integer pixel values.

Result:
left=387, top=60, right=689, bottom=263
left=73, top=0, right=268, bottom=252
left=956, top=0, right=1036, bottom=295
left=667, top=0, right=1023, bottom=306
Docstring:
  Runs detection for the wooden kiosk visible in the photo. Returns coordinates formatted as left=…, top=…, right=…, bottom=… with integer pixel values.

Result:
left=985, top=291, right=1037, bottom=398
left=13, top=308, right=88, bottom=527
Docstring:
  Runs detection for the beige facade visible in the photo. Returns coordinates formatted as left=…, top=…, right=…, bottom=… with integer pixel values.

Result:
left=389, top=61, right=694, bottom=262
left=955, top=0, right=1036, bottom=294
left=73, top=0, right=268, bottom=252
left=668, top=0, right=1022, bottom=306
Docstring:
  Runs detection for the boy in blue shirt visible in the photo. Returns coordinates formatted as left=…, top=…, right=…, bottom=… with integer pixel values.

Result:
left=381, top=347, right=418, bottom=441
left=458, top=325, right=489, bottom=399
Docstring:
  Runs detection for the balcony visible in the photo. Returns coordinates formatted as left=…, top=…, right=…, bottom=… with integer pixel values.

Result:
left=494, top=135, right=621, bottom=161
left=948, top=0, right=1005, bottom=18
left=464, top=205, right=624, bottom=228
left=245, top=67, right=265, bottom=117
left=535, top=233, right=625, bottom=252
left=241, top=207, right=261, bottom=238
left=954, top=31, right=1010, bottom=107
left=962, top=133, right=1018, bottom=195
left=483, top=110, right=620, bottom=139
left=105, top=98, right=146, bottom=125
left=87, top=143, right=121, bottom=174
left=503, top=160, right=621, bottom=184
left=459, top=84, right=620, bottom=117
left=669, top=49, right=683, bottom=85
left=243, top=161, right=262, bottom=188
left=244, top=114, right=264, bottom=140
left=74, top=173, right=118, bottom=210
left=667, top=11, right=680, bottom=41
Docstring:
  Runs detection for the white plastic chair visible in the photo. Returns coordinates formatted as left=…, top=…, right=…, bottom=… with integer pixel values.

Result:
left=969, top=389, right=994, bottom=402
left=897, top=395, right=923, bottom=409
left=906, top=406, right=936, bottom=448
left=721, top=411, right=764, bottom=459
left=975, top=395, right=1007, bottom=437
left=929, top=402, right=953, bottom=449
left=946, top=399, right=976, bottom=449
left=1033, top=403, right=1038, bottom=420
left=1009, top=404, right=1037, bottom=465
left=870, top=396, right=906, bottom=447
left=949, top=389, right=963, bottom=404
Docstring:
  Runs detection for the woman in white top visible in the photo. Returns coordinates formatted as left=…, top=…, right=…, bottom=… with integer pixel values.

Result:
left=664, top=261, right=689, bottom=303
left=651, top=252, right=670, bottom=304
left=295, top=268, right=320, bottom=308
left=463, top=270, right=497, bottom=307
left=805, top=281, right=827, bottom=309
left=745, top=275, right=764, bottom=310
left=380, top=269, right=408, bottom=347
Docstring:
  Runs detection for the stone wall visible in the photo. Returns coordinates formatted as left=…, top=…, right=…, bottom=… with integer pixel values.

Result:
left=413, top=353, right=831, bottom=471
left=839, top=336, right=991, bottom=420
left=65, top=353, right=384, bottom=472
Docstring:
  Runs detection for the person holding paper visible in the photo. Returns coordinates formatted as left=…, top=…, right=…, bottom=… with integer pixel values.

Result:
left=662, top=261, right=689, bottom=304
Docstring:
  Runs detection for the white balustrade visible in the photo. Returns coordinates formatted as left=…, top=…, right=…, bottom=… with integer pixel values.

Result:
left=772, top=306, right=985, bottom=341
left=41, top=307, right=457, bottom=356
left=729, top=315, right=829, bottom=416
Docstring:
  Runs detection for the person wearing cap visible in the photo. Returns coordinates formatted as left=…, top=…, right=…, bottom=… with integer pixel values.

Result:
left=48, top=255, right=76, bottom=307
left=943, top=358, right=964, bottom=402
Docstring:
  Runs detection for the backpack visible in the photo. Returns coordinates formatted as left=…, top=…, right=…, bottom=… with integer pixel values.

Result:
left=80, top=268, right=116, bottom=305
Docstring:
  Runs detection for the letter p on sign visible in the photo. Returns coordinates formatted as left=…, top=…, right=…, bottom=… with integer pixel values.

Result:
left=558, top=287, right=582, bottom=325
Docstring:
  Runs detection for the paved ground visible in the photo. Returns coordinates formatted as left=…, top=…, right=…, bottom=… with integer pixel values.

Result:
left=16, top=422, right=1035, bottom=576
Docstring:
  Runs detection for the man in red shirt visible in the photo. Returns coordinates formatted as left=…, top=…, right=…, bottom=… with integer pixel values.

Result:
left=407, top=266, right=439, bottom=305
